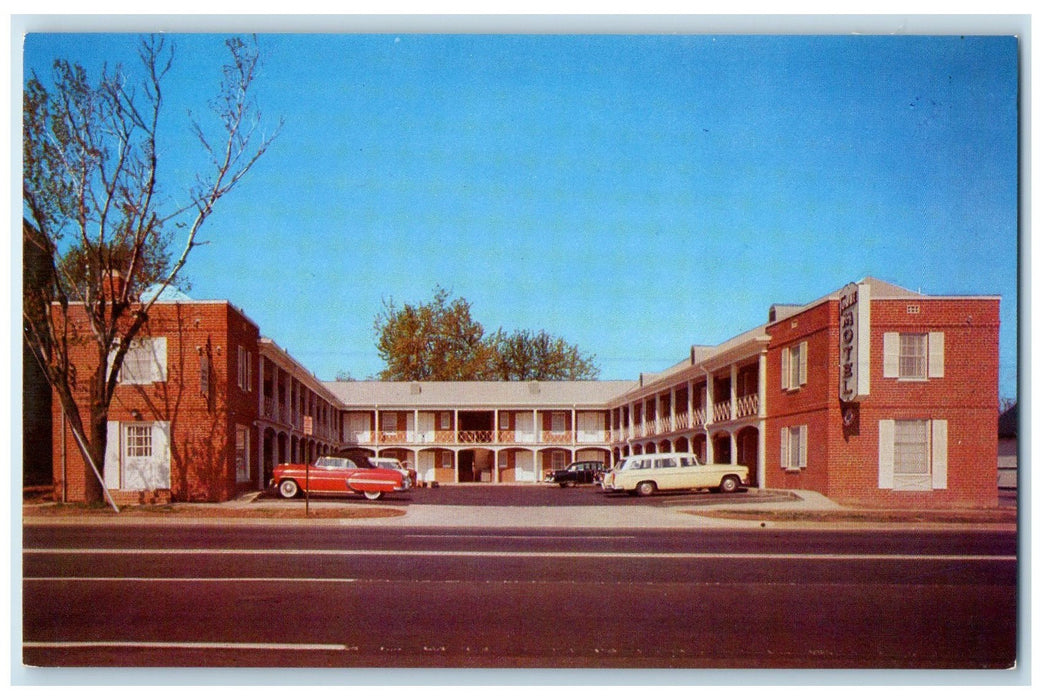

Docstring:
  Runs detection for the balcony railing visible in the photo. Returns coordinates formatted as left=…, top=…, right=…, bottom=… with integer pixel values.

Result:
left=340, top=429, right=604, bottom=447
left=735, top=393, right=759, bottom=418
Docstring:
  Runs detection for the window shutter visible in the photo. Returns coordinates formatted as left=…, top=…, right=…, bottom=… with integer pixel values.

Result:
left=105, top=421, right=121, bottom=490
left=780, top=427, right=790, bottom=469
left=799, top=341, right=809, bottom=386
left=878, top=420, right=895, bottom=488
left=928, top=332, right=945, bottom=378
left=150, top=337, right=168, bottom=382
left=931, top=419, right=948, bottom=489
left=781, top=348, right=790, bottom=391
left=799, top=425, right=808, bottom=468
left=883, top=333, right=899, bottom=378
left=152, top=422, right=172, bottom=490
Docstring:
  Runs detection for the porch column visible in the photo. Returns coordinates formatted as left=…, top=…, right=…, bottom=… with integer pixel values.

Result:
left=730, top=431, right=738, bottom=466
left=670, top=386, right=677, bottom=432
left=758, top=351, right=768, bottom=418
left=757, top=418, right=767, bottom=489
left=730, top=363, right=738, bottom=421
left=705, top=371, right=715, bottom=463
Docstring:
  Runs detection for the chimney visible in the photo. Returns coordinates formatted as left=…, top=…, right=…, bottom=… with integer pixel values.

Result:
left=101, top=269, right=126, bottom=301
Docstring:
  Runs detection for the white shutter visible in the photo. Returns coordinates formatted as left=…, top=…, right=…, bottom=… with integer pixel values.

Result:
left=799, top=425, right=808, bottom=468
left=781, top=347, right=790, bottom=390
left=799, top=341, right=809, bottom=386
left=878, top=420, right=895, bottom=488
left=154, top=422, right=171, bottom=489
left=150, top=337, right=168, bottom=382
left=931, top=419, right=948, bottom=489
left=104, top=421, right=121, bottom=490
left=780, top=427, right=790, bottom=469
left=928, top=332, right=945, bottom=378
left=883, top=333, right=899, bottom=378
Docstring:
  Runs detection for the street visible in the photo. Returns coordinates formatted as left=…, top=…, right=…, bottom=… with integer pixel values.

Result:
left=22, top=513, right=1018, bottom=669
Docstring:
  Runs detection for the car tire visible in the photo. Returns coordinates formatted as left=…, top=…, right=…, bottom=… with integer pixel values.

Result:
left=719, top=475, right=740, bottom=493
left=277, top=480, right=299, bottom=499
left=635, top=481, right=656, bottom=497
left=363, top=491, right=384, bottom=501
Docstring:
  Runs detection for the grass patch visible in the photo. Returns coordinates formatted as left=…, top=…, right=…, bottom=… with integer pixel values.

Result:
left=690, top=509, right=1018, bottom=524
left=23, top=502, right=407, bottom=520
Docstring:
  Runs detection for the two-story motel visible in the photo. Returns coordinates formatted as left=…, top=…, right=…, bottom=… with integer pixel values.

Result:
left=49, top=277, right=1000, bottom=508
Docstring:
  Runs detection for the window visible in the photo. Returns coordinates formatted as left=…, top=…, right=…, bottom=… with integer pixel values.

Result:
left=125, top=424, right=153, bottom=458
left=884, top=332, right=944, bottom=380
left=879, top=419, right=948, bottom=490
left=552, top=451, right=566, bottom=469
left=114, top=337, right=167, bottom=385
left=237, top=346, right=253, bottom=391
left=780, top=425, right=808, bottom=470
left=781, top=341, right=808, bottom=390
left=899, top=334, right=927, bottom=379
left=235, top=425, right=250, bottom=482
left=551, top=412, right=566, bottom=433
left=438, top=412, right=452, bottom=430
left=381, top=412, right=397, bottom=432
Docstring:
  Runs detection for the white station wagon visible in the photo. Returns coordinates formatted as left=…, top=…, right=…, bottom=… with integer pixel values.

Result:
left=601, top=452, right=748, bottom=497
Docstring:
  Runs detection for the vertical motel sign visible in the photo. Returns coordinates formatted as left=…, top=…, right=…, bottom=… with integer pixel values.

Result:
left=839, top=282, right=871, bottom=402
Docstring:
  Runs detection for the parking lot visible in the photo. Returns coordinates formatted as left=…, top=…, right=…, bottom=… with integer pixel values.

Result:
left=257, top=482, right=788, bottom=508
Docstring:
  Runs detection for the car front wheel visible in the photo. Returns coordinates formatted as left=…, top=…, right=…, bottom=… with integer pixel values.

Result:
left=363, top=490, right=384, bottom=501
left=719, top=475, right=741, bottom=493
left=635, top=481, right=656, bottom=497
left=277, top=480, right=299, bottom=499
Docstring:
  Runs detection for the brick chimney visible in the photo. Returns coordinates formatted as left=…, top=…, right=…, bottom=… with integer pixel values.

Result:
left=101, top=269, right=126, bottom=301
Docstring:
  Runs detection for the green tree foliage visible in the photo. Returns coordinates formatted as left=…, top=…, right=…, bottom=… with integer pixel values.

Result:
left=23, top=35, right=280, bottom=505
left=487, top=328, right=599, bottom=381
left=373, top=287, right=600, bottom=381
left=374, top=287, right=492, bottom=381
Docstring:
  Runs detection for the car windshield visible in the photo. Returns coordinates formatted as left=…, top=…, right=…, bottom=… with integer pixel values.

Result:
left=314, top=457, right=356, bottom=470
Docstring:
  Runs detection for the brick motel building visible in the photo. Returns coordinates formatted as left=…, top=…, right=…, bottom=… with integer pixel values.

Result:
left=43, top=277, right=1001, bottom=508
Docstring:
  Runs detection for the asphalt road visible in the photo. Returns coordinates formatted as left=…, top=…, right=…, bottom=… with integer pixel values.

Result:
left=22, top=521, right=1018, bottom=671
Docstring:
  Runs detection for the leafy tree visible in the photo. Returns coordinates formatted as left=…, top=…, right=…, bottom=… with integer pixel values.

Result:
left=23, top=35, right=281, bottom=506
left=487, top=328, right=599, bottom=381
left=373, top=287, right=600, bottom=381
left=374, top=287, right=492, bottom=381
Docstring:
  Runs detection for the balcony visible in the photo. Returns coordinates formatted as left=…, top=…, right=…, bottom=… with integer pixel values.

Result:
left=341, top=429, right=600, bottom=447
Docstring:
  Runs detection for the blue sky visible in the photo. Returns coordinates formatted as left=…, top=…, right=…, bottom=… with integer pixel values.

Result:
left=20, top=31, right=1020, bottom=398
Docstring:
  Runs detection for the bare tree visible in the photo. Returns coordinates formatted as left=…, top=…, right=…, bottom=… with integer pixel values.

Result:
left=23, top=35, right=281, bottom=506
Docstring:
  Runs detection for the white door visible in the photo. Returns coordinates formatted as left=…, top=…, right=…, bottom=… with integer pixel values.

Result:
left=418, top=412, right=435, bottom=443
left=113, top=421, right=171, bottom=490
left=515, top=412, right=535, bottom=443
left=347, top=413, right=370, bottom=442
left=417, top=451, right=436, bottom=483
left=577, top=412, right=603, bottom=443
left=515, top=451, right=536, bottom=482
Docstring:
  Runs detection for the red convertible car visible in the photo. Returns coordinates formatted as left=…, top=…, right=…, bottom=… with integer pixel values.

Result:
left=271, top=454, right=411, bottom=501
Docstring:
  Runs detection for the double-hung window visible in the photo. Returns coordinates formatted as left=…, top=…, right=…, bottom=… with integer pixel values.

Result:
left=884, top=332, right=944, bottom=380
left=780, top=425, right=808, bottom=470
left=237, top=346, right=253, bottom=391
left=879, top=419, right=948, bottom=490
left=113, top=337, right=167, bottom=385
left=781, top=341, right=808, bottom=391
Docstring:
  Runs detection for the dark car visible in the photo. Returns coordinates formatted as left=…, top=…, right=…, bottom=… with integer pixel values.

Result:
left=550, top=460, right=607, bottom=487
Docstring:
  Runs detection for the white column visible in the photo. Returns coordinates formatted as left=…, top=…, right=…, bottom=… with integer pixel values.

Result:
left=705, top=371, right=715, bottom=463
left=730, top=363, right=738, bottom=421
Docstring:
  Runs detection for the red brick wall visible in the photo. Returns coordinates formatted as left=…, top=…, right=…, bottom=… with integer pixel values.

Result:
left=50, top=301, right=260, bottom=503
left=764, top=295, right=1000, bottom=508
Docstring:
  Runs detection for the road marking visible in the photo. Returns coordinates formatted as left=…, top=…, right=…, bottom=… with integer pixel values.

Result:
left=22, top=547, right=1017, bottom=562
left=24, top=577, right=359, bottom=583
left=23, top=641, right=349, bottom=651
left=404, top=534, right=636, bottom=540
